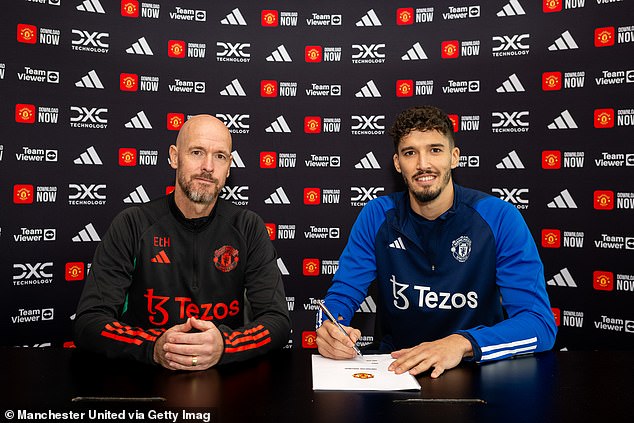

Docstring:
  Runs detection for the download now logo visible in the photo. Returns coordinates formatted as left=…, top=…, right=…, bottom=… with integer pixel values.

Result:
left=303, top=258, right=320, bottom=276
left=594, top=190, right=614, bottom=210
left=541, top=229, right=561, bottom=248
left=167, top=113, right=185, bottom=130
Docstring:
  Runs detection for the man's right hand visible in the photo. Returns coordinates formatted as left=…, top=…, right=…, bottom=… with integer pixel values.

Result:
left=153, top=317, right=224, bottom=371
left=316, top=320, right=361, bottom=359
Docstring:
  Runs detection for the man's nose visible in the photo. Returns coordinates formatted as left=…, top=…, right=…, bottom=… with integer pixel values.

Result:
left=416, top=153, right=431, bottom=170
left=201, top=154, right=215, bottom=172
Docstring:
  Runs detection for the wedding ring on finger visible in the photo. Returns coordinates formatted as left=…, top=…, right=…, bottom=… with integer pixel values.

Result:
left=192, top=356, right=198, bottom=367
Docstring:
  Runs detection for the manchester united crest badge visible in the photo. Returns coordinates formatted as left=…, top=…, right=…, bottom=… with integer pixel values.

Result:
left=213, top=245, right=239, bottom=272
left=451, top=236, right=472, bottom=263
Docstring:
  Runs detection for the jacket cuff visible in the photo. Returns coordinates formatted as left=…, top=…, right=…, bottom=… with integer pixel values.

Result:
left=455, top=330, right=481, bottom=362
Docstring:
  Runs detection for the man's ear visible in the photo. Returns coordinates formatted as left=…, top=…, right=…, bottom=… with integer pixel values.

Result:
left=450, top=147, right=460, bottom=169
left=393, top=153, right=402, bottom=173
left=169, top=145, right=178, bottom=170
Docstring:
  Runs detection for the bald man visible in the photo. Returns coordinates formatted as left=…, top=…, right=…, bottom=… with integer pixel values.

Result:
left=75, top=115, right=290, bottom=370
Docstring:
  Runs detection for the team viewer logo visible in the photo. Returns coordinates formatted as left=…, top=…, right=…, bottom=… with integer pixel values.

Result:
left=594, top=109, right=614, bottom=128
left=167, top=113, right=184, bottom=130
left=213, top=245, right=239, bottom=272
left=593, top=271, right=614, bottom=291
left=595, top=27, right=615, bottom=47
left=594, top=190, right=614, bottom=210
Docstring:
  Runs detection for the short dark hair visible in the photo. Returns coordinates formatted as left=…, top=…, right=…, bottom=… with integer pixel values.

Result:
left=388, top=106, right=455, bottom=151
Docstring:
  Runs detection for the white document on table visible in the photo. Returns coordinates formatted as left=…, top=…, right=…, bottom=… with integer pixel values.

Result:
left=312, top=354, right=421, bottom=391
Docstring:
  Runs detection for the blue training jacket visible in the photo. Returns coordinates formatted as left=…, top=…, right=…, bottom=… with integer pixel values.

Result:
left=324, top=184, right=557, bottom=362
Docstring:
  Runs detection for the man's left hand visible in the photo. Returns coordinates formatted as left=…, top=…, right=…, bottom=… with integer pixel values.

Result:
left=388, top=334, right=473, bottom=378
left=158, top=317, right=225, bottom=371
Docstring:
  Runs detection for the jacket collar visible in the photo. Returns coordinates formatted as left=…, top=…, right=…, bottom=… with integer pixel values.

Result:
left=168, top=193, right=219, bottom=231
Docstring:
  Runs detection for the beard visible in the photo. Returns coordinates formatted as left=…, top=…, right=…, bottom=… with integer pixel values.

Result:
left=178, top=171, right=220, bottom=204
left=405, top=169, right=451, bottom=204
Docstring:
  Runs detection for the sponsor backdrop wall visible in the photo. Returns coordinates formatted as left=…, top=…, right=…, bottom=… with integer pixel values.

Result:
left=1, top=0, right=632, bottom=351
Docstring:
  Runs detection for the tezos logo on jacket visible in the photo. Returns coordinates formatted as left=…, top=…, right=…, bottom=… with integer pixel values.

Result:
left=451, top=236, right=472, bottom=262
left=214, top=245, right=239, bottom=272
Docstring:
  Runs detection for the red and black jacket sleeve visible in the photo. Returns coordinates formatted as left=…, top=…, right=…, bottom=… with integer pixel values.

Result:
left=215, top=210, right=291, bottom=365
left=73, top=207, right=161, bottom=365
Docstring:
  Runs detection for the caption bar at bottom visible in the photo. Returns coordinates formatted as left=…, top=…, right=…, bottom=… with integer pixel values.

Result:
left=3, top=409, right=215, bottom=423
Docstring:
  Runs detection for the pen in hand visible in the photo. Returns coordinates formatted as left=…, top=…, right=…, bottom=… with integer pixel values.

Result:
left=318, top=300, right=363, bottom=358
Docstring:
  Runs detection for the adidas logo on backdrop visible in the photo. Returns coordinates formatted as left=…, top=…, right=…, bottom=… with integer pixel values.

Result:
left=496, top=150, right=525, bottom=169
left=72, top=223, right=101, bottom=242
left=548, top=110, right=578, bottom=129
left=230, top=151, right=245, bottom=168
left=401, top=42, right=428, bottom=60
left=547, top=189, right=578, bottom=209
left=77, top=0, right=105, bottom=14
left=220, top=79, right=246, bottom=96
left=547, top=268, right=577, bottom=287
left=496, top=0, right=525, bottom=17
left=496, top=74, right=525, bottom=92
left=221, top=8, right=247, bottom=25
left=75, top=70, right=104, bottom=89
left=355, top=80, right=381, bottom=97
left=126, top=37, right=153, bottom=55
left=356, top=9, right=382, bottom=26
left=265, top=116, right=291, bottom=133
left=125, top=111, right=152, bottom=129
left=266, top=45, right=292, bottom=62
left=74, top=146, right=103, bottom=165
left=124, top=185, right=150, bottom=203
left=548, top=31, right=578, bottom=51
left=264, top=187, right=291, bottom=204
left=355, top=152, right=381, bottom=169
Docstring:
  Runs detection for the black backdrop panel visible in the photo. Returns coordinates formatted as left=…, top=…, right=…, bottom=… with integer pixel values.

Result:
left=0, top=0, right=632, bottom=351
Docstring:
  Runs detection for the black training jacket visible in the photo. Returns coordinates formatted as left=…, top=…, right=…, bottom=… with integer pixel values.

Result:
left=74, top=194, right=290, bottom=365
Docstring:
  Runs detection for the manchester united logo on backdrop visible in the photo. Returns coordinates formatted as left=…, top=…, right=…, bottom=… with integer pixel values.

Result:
left=451, top=236, right=472, bottom=263
left=213, top=245, right=239, bottom=272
